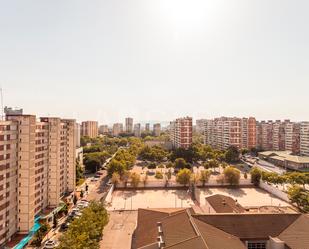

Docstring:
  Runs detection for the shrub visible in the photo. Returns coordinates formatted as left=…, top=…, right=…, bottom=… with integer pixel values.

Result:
left=155, top=171, right=163, bottom=179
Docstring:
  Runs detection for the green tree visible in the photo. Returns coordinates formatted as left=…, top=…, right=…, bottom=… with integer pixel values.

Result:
left=287, top=185, right=309, bottom=212
left=107, top=159, right=126, bottom=176
left=122, top=171, right=131, bottom=188
left=250, top=167, right=262, bottom=186
left=130, top=172, right=141, bottom=187
left=225, top=146, right=240, bottom=163
left=155, top=171, right=164, bottom=179
left=174, top=158, right=187, bottom=170
left=58, top=201, right=109, bottom=249
left=199, top=170, right=211, bottom=186
left=223, top=166, right=240, bottom=186
left=176, top=168, right=192, bottom=186
left=111, top=172, right=120, bottom=186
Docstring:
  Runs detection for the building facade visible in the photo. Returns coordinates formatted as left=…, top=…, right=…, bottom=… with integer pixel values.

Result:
left=285, top=122, right=300, bottom=154
left=145, top=123, right=150, bottom=132
left=153, top=123, right=161, bottom=137
left=81, top=121, right=98, bottom=138
left=125, top=118, right=133, bottom=133
left=134, top=123, right=141, bottom=137
left=99, top=125, right=109, bottom=135
left=112, top=123, right=123, bottom=137
left=204, top=117, right=256, bottom=150
left=170, top=117, right=192, bottom=149
left=300, top=122, right=309, bottom=156
left=1, top=114, right=77, bottom=245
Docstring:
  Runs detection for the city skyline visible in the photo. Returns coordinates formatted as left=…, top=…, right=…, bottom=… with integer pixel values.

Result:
left=1, top=0, right=309, bottom=123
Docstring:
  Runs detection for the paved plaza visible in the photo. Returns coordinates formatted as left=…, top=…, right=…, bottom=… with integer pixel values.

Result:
left=100, top=211, right=137, bottom=249
left=197, top=187, right=291, bottom=207
left=109, top=189, right=194, bottom=210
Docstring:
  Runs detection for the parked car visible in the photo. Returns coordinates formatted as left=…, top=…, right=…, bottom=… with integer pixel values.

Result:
left=60, top=222, right=70, bottom=231
left=44, top=239, right=59, bottom=249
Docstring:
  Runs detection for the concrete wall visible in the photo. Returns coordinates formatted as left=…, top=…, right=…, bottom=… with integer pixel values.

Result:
left=104, top=184, right=114, bottom=204
left=116, top=179, right=253, bottom=189
left=259, top=181, right=290, bottom=202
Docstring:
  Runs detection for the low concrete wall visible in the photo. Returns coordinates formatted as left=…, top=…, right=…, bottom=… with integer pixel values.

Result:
left=104, top=184, right=114, bottom=204
left=115, top=179, right=253, bottom=189
left=259, top=181, right=290, bottom=202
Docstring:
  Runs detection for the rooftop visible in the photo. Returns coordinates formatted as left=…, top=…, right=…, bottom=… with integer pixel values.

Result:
left=133, top=209, right=309, bottom=249
left=205, top=194, right=246, bottom=213
left=259, top=151, right=309, bottom=164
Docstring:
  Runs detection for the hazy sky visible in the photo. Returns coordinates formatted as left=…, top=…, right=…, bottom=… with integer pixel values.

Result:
left=1, top=0, right=308, bottom=124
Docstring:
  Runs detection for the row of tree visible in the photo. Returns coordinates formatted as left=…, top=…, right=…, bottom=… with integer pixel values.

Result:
left=249, top=167, right=309, bottom=213
left=250, top=167, right=309, bottom=187
left=57, top=201, right=109, bottom=249
left=175, top=166, right=241, bottom=186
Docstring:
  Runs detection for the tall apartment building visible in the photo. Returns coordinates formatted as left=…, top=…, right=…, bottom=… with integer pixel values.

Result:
left=145, top=123, right=150, bottom=132
left=75, top=123, right=81, bottom=147
left=0, top=121, right=18, bottom=245
left=112, top=123, right=123, bottom=137
left=1, top=114, right=76, bottom=245
left=204, top=117, right=256, bottom=150
left=272, top=120, right=290, bottom=151
left=134, top=123, right=141, bottom=137
left=285, top=122, right=300, bottom=154
left=170, top=117, right=192, bottom=149
left=125, top=118, right=133, bottom=133
left=99, top=125, right=109, bottom=134
left=153, top=123, right=161, bottom=137
left=300, top=122, right=309, bottom=156
left=81, top=121, right=98, bottom=138
left=257, top=120, right=274, bottom=151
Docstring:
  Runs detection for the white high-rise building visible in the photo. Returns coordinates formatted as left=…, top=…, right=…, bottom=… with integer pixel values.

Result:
left=300, top=122, right=309, bottom=156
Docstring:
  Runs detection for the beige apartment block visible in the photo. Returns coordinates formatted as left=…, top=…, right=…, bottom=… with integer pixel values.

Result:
left=81, top=121, right=98, bottom=138
left=99, top=125, right=109, bottom=134
left=258, top=120, right=274, bottom=151
left=272, top=120, right=290, bottom=151
left=170, top=117, right=192, bottom=149
left=0, top=114, right=77, bottom=246
left=0, top=121, right=18, bottom=245
left=204, top=117, right=255, bottom=150
left=300, top=122, right=309, bottom=156
left=7, top=115, right=37, bottom=233
left=285, top=122, right=300, bottom=154
left=62, top=119, right=76, bottom=193
left=112, top=123, right=123, bottom=137
left=75, top=123, right=81, bottom=148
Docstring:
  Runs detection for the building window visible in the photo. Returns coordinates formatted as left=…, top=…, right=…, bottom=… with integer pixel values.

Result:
left=247, top=242, right=266, bottom=249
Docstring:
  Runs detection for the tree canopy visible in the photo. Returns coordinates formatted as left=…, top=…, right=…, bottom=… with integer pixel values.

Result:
left=223, top=166, right=241, bottom=185
left=58, top=201, right=109, bottom=249
left=176, top=168, right=192, bottom=186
